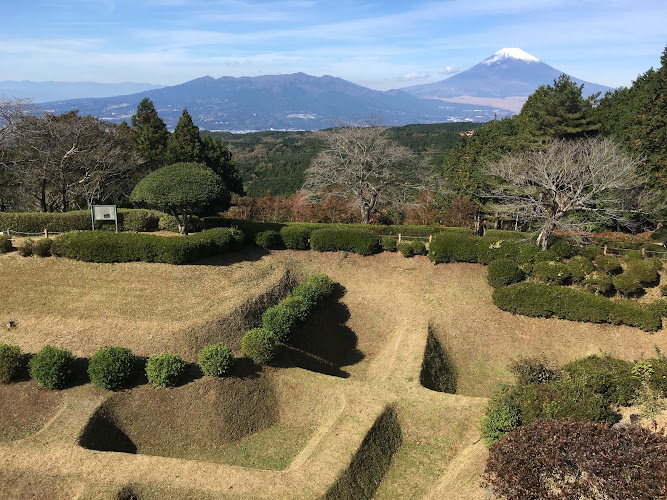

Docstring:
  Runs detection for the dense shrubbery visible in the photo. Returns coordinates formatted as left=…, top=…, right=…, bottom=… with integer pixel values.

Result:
left=487, top=258, right=524, bottom=288
left=566, top=256, right=595, bottom=283
left=28, top=345, right=74, bottom=390
left=397, top=241, right=413, bottom=257
left=51, top=227, right=243, bottom=264
left=0, top=344, right=23, bottom=383
left=613, top=273, right=644, bottom=297
left=145, top=353, right=186, bottom=388
left=626, top=259, right=660, bottom=286
left=561, top=355, right=639, bottom=406
left=509, top=357, right=558, bottom=386
left=310, top=227, right=380, bottom=255
left=262, top=305, right=298, bottom=342
left=584, top=271, right=614, bottom=295
left=493, top=282, right=661, bottom=331
left=380, top=236, right=397, bottom=252
left=0, top=234, right=11, bottom=253
left=622, top=250, right=644, bottom=262
left=33, top=238, right=52, bottom=257
left=480, top=388, right=522, bottom=445
left=0, top=209, right=167, bottom=233
left=428, top=233, right=479, bottom=263
left=158, top=214, right=180, bottom=232
left=198, top=343, right=235, bottom=376
left=17, top=238, right=34, bottom=257
left=241, top=328, right=278, bottom=364
left=482, top=420, right=667, bottom=499
left=533, top=260, right=571, bottom=285
left=280, top=226, right=311, bottom=250
left=549, top=239, right=573, bottom=258
left=255, top=230, right=283, bottom=249
left=292, top=281, right=321, bottom=309
left=410, top=240, right=427, bottom=256
left=88, top=346, right=135, bottom=391
left=594, top=254, right=622, bottom=274
left=577, top=244, right=602, bottom=259
left=309, top=273, right=335, bottom=296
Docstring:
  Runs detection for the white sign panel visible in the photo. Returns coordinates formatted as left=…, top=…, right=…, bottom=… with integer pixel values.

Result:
left=91, top=205, right=118, bottom=231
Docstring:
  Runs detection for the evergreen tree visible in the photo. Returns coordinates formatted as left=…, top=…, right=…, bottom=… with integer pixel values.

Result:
left=516, top=74, right=600, bottom=143
left=131, top=98, right=169, bottom=171
left=167, top=108, right=201, bottom=163
left=201, top=133, right=244, bottom=195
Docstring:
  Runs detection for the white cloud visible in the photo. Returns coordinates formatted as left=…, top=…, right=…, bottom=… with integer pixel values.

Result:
left=401, top=72, right=429, bottom=81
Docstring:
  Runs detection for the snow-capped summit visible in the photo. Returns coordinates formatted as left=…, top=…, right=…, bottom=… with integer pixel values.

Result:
left=482, top=48, right=540, bottom=65
left=401, top=48, right=611, bottom=113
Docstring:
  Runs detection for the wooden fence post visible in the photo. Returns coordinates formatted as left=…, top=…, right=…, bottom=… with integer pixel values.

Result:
left=429, top=235, right=432, bottom=243
left=44, top=229, right=49, bottom=239
left=398, top=233, right=402, bottom=243
left=603, top=245, right=608, bottom=255
left=641, top=247, right=646, bottom=256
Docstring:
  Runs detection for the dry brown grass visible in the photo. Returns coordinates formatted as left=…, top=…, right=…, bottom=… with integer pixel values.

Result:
left=2, top=248, right=666, bottom=499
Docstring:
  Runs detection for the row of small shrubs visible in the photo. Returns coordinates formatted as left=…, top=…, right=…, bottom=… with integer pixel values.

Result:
left=16, top=238, right=53, bottom=257
left=242, top=274, right=336, bottom=363
left=1, top=342, right=238, bottom=390
left=481, top=354, right=667, bottom=445
left=493, top=282, right=662, bottom=331
left=0, top=209, right=169, bottom=234
left=50, top=227, right=244, bottom=264
left=0, top=234, right=12, bottom=253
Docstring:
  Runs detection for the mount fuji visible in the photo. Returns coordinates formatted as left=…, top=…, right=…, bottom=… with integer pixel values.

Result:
left=402, top=48, right=612, bottom=113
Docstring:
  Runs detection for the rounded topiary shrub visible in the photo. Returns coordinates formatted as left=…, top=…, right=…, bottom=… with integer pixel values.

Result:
left=279, top=226, right=311, bottom=250
left=121, top=210, right=160, bottom=232
left=613, top=273, right=643, bottom=297
left=411, top=240, right=427, bottom=256
left=622, top=250, right=644, bottom=263
left=626, top=259, right=660, bottom=287
left=594, top=254, right=622, bottom=274
left=279, top=295, right=309, bottom=321
left=381, top=236, right=397, bottom=252
left=241, top=328, right=277, bottom=364
left=33, top=238, right=52, bottom=257
left=584, top=271, right=614, bottom=295
left=308, top=273, right=335, bottom=297
left=0, top=343, right=23, bottom=383
left=487, top=258, right=525, bottom=288
left=397, top=242, right=414, bottom=257
left=28, top=345, right=74, bottom=390
left=566, top=256, right=595, bottom=283
left=549, top=239, right=573, bottom=258
left=533, top=261, right=571, bottom=285
left=198, top=343, right=235, bottom=377
left=255, top=230, right=283, bottom=250
left=88, top=346, right=135, bottom=391
left=262, top=305, right=298, bottom=342
left=0, top=234, right=12, bottom=253
left=578, top=245, right=602, bottom=259
left=292, top=281, right=321, bottom=309
left=17, top=238, right=34, bottom=257
left=145, top=353, right=186, bottom=388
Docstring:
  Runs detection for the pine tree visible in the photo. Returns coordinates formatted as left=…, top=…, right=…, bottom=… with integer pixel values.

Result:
left=516, top=74, right=600, bottom=143
left=167, top=108, right=201, bottom=164
left=130, top=98, right=169, bottom=171
left=201, top=133, right=244, bottom=195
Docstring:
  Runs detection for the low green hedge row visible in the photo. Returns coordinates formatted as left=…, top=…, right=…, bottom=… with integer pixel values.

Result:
left=0, top=209, right=168, bottom=233
left=50, top=227, right=244, bottom=264
left=261, top=274, right=335, bottom=344
left=493, top=282, right=662, bottom=332
left=310, top=227, right=380, bottom=255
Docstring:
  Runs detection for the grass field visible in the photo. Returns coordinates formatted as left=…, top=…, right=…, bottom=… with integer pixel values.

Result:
left=1, top=247, right=666, bottom=499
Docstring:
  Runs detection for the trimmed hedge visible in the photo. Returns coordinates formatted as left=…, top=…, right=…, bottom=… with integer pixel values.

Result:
left=145, top=353, right=186, bottom=388
left=51, top=227, right=244, bottom=264
left=577, top=244, right=602, bottom=259
left=428, top=233, right=478, bottom=263
left=613, top=273, right=643, bottom=297
left=0, top=234, right=11, bottom=253
left=410, top=240, right=427, bottom=256
left=241, top=328, right=278, bottom=364
left=583, top=271, right=614, bottom=295
left=88, top=346, right=135, bottom=391
left=487, top=258, right=525, bottom=288
left=626, top=259, right=660, bottom=286
left=566, top=256, right=595, bottom=283
left=308, top=273, right=335, bottom=296
left=28, top=345, right=74, bottom=390
left=310, top=228, right=380, bottom=256
left=397, top=241, right=414, bottom=257
left=198, top=343, right=235, bottom=376
left=594, top=254, right=622, bottom=274
left=17, top=238, right=34, bottom=257
left=33, top=238, right=52, bottom=257
left=493, top=282, right=661, bottom=331
left=0, top=344, right=23, bottom=383
left=262, top=305, right=299, bottom=342
left=280, top=226, right=311, bottom=250
left=0, top=209, right=167, bottom=233
left=562, top=355, right=638, bottom=406
left=255, top=230, right=284, bottom=249
left=380, top=236, right=397, bottom=252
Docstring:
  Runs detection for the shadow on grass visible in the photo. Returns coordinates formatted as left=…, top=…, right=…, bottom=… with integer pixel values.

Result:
left=274, top=291, right=364, bottom=378
left=196, top=245, right=271, bottom=266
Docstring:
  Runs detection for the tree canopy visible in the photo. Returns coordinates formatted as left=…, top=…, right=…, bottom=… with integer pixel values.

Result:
left=167, top=108, right=201, bottom=164
left=130, top=97, right=169, bottom=172
left=130, top=162, right=230, bottom=234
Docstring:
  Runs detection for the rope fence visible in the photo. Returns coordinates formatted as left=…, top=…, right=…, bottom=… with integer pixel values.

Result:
left=1, top=229, right=63, bottom=239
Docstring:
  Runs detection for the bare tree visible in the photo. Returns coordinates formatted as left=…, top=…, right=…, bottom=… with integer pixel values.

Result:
left=302, top=124, right=436, bottom=223
left=13, top=111, right=140, bottom=211
left=0, top=97, right=31, bottom=210
left=484, top=138, right=643, bottom=249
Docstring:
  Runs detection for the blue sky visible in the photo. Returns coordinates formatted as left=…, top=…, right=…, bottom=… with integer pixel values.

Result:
left=2, top=0, right=666, bottom=90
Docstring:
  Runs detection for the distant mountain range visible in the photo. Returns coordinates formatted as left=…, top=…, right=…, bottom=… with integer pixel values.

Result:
left=38, top=73, right=511, bottom=131
left=402, top=48, right=612, bottom=113
left=7, top=48, right=613, bottom=130
left=0, top=81, right=164, bottom=103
